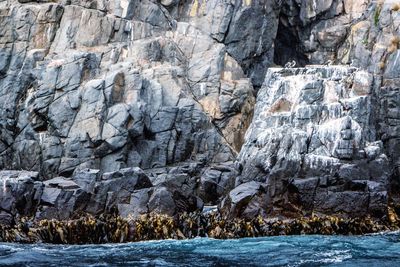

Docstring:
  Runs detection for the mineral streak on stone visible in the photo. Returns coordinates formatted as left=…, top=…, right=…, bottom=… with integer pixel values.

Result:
left=0, top=0, right=400, bottom=243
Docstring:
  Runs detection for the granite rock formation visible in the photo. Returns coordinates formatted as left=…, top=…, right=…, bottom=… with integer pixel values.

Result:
left=221, top=0, right=400, bottom=220
left=0, top=0, right=399, bottom=226
left=223, top=66, right=391, bottom=219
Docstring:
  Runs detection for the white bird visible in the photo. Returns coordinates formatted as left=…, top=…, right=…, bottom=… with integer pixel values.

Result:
left=315, top=72, right=322, bottom=79
left=284, top=60, right=297, bottom=68
left=325, top=60, right=333, bottom=66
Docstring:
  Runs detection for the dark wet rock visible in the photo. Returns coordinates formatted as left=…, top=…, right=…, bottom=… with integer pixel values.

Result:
left=198, top=163, right=237, bottom=205
left=221, top=181, right=267, bottom=219
left=72, top=169, right=100, bottom=193
left=86, top=167, right=153, bottom=214
left=0, top=211, right=13, bottom=226
left=40, top=187, right=61, bottom=206
left=0, top=168, right=205, bottom=222
left=148, top=187, right=176, bottom=216
left=118, top=188, right=153, bottom=219
left=36, top=188, right=89, bottom=220
left=0, top=171, right=41, bottom=217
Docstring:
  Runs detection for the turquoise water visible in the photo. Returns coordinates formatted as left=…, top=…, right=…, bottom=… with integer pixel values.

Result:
left=0, top=232, right=400, bottom=266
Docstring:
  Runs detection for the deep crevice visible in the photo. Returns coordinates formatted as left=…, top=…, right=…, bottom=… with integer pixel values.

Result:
left=273, top=13, right=309, bottom=67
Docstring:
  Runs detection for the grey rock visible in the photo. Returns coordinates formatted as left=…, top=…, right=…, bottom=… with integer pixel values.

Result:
left=118, top=188, right=152, bottom=219
left=72, top=169, right=100, bottom=193
left=221, top=181, right=265, bottom=219
left=198, top=163, right=237, bottom=205
left=86, top=167, right=153, bottom=214
left=0, top=0, right=399, bottom=223
left=0, top=171, right=40, bottom=216
left=0, top=211, right=14, bottom=226
left=0, top=0, right=255, bottom=181
left=148, top=186, right=175, bottom=216
left=40, top=187, right=61, bottom=205
left=43, top=177, right=80, bottom=190
left=226, top=66, right=396, bottom=219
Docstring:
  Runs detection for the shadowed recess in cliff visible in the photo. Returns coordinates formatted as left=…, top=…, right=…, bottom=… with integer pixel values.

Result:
left=273, top=11, right=309, bottom=67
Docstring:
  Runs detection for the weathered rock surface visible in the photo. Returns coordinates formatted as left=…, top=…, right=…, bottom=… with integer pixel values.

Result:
left=0, top=167, right=205, bottom=224
left=0, top=0, right=399, bottom=225
left=223, top=65, right=398, bottom=219
left=0, top=0, right=261, bottom=180
left=220, top=0, right=400, bottom=220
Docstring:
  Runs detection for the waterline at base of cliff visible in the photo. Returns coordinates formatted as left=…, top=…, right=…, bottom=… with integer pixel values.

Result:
left=1, top=232, right=400, bottom=266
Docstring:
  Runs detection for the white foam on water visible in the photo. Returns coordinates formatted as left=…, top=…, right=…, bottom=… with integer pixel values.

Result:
left=299, top=250, right=353, bottom=265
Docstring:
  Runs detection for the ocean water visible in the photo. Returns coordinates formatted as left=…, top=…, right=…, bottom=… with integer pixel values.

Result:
left=0, top=232, right=400, bottom=266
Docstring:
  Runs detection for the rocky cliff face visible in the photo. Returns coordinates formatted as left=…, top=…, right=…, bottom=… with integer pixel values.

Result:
left=0, top=0, right=268, bottom=178
left=0, top=0, right=399, bottom=224
left=224, top=66, right=390, bottom=219
left=222, top=0, right=400, bottom=220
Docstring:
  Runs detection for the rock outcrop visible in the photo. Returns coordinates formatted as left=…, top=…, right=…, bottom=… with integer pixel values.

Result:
left=221, top=0, right=400, bottom=220
left=223, top=66, right=391, bottom=219
left=0, top=167, right=204, bottom=223
left=0, top=0, right=399, bottom=232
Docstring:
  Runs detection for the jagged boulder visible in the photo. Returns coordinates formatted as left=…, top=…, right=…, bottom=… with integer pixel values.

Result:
left=0, top=171, right=41, bottom=219
left=220, top=181, right=267, bottom=219
left=36, top=176, right=89, bottom=220
left=0, top=167, right=206, bottom=221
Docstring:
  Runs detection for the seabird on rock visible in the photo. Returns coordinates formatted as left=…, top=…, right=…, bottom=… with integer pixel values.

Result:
left=284, top=60, right=297, bottom=68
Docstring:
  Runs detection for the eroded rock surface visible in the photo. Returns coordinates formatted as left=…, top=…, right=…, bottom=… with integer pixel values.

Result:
left=0, top=167, right=205, bottom=223
left=0, top=0, right=264, bottom=180
left=0, top=0, right=399, bottom=225
left=223, top=65, right=398, bottom=219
